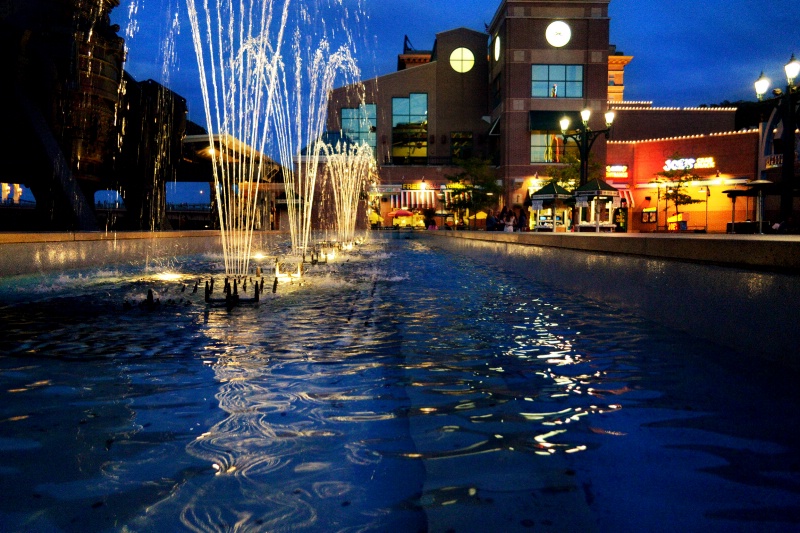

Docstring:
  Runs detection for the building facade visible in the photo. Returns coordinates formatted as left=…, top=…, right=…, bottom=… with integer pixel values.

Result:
left=328, top=0, right=624, bottom=224
left=488, top=0, right=614, bottom=206
left=327, top=0, right=796, bottom=232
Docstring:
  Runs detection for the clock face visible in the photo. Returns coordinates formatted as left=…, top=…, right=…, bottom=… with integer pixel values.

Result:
left=450, top=47, right=475, bottom=73
left=545, top=21, right=571, bottom=47
left=494, top=35, right=501, bottom=61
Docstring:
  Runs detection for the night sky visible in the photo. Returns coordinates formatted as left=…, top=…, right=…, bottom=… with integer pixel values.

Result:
left=111, top=0, right=799, bottom=202
left=114, top=0, right=800, bottom=115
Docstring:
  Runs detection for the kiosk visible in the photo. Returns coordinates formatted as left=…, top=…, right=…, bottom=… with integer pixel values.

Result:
left=574, top=178, right=620, bottom=232
left=529, top=182, right=573, bottom=232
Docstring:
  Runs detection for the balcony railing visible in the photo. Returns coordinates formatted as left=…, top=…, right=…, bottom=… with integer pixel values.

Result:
left=382, top=156, right=458, bottom=167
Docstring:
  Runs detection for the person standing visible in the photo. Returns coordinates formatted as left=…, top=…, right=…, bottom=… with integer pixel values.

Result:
left=503, top=210, right=516, bottom=232
left=486, top=209, right=498, bottom=231
left=497, top=206, right=508, bottom=230
left=516, top=206, right=528, bottom=232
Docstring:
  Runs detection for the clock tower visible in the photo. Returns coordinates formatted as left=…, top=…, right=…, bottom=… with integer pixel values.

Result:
left=487, top=0, right=612, bottom=206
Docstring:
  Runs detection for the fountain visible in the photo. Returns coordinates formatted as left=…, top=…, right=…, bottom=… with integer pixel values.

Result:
left=323, top=139, right=376, bottom=246
left=2, top=235, right=800, bottom=531
left=184, top=0, right=366, bottom=277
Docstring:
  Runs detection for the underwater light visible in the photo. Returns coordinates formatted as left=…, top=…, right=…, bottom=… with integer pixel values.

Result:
left=154, top=272, right=183, bottom=282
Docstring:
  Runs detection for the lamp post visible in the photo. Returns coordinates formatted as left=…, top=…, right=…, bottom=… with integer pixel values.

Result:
left=754, top=54, right=800, bottom=224
left=560, top=109, right=615, bottom=186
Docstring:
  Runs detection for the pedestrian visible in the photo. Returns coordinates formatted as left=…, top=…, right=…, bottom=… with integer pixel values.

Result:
left=486, top=209, right=498, bottom=231
left=497, top=206, right=508, bottom=230
left=503, top=210, right=516, bottom=232
left=515, top=207, right=528, bottom=232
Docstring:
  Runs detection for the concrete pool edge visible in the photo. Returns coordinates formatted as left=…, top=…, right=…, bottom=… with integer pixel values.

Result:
left=422, top=230, right=800, bottom=274
left=417, top=231, right=800, bottom=369
left=0, top=230, right=229, bottom=277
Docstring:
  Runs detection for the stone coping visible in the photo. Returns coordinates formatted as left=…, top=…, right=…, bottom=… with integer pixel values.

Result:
left=0, top=230, right=221, bottom=244
left=425, top=231, right=800, bottom=273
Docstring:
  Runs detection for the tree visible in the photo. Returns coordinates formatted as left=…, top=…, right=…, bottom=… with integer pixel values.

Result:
left=543, top=151, right=603, bottom=191
left=444, top=157, right=503, bottom=224
left=654, top=153, right=704, bottom=218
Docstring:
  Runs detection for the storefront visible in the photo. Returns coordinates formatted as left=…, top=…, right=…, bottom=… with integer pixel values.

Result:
left=606, top=129, right=760, bottom=232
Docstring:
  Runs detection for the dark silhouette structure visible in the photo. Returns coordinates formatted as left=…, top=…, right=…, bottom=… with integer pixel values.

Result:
left=1, top=0, right=187, bottom=231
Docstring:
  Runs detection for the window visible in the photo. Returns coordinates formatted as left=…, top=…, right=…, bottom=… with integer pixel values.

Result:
left=450, top=47, right=475, bottom=73
left=531, top=65, right=583, bottom=98
left=451, top=132, right=473, bottom=160
left=341, top=104, right=377, bottom=155
left=529, top=131, right=580, bottom=163
left=392, top=93, right=428, bottom=164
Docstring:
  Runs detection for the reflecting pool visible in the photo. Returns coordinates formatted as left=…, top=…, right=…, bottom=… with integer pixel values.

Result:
left=1, top=237, right=798, bottom=532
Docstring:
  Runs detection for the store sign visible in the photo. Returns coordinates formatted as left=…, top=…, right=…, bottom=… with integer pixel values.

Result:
left=605, top=165, right=629, bottom=178
left=663, top=157, right=715, bottom=171
left=765, top=154, right=783, bottom=169
left=402, top=183, right=430, bottom=190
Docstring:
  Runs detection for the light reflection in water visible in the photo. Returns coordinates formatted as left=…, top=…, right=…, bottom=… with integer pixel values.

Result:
left=2, top=236, right=799, bottom=531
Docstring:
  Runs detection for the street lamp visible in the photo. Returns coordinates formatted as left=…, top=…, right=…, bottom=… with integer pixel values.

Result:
left=754, top=54, right=799, bottom=223
left=560, top=109, right=615, bottom=186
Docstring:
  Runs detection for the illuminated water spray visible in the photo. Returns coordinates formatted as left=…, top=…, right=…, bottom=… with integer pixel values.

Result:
left=323, top=139, right=376, bottom=245
left=185, top=0, right=365, bottom=273
left=272, top=20, right=362, bottom=257
left=184, top=0, right=289, bottom=275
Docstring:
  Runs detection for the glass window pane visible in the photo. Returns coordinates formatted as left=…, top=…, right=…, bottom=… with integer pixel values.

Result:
left=565, top=82, right=583, bottom=98
left=566, top=65, right=583, bottom=81
left=409, top=93, right=427, bottom=116
left=393, top=98, right=409, bottom=116
left=532, top=65, right=583, bottom=98
left=532, top=65, right=548, bottom=80
left=549, top=65, right=566, bottom=81
left=532, top=82, right=550, bottom=97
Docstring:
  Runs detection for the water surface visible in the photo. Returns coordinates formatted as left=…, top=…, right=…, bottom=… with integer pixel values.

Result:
left=0, top=237, right=798, bottom=532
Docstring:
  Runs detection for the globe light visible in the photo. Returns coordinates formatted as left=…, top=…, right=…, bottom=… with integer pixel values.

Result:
left=560, top=117, right=571, bottom=133
left=604, top=110, right=616, bottom=127
left=785, top=54, right=800, bottom=85
left=754, top=72, right=770, bottom=100
left=580, top=108, right=591, bottom=124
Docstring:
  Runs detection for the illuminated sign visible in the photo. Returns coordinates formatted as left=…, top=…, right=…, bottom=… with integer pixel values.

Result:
left=663, top=157, right=715, bottom=171
left=605, top=164, right=629, bottom=178
left=402, top=183, right=433, bottom=190
left=765, top=154, right=783, bottom=169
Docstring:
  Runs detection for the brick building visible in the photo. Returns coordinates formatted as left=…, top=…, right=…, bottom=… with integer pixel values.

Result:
left=327, top=0, right=795, bottom=232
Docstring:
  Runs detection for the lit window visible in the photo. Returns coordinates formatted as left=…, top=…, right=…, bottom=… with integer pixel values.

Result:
left=532, top=65, right=583, bottom=98
left=530, top=131, right=578, bottom=163
left=450, top=48, right=475, bottom=73
left=341, top=104, right=377, bottom=156
left=451, top=132, right=473, bottom=160
left=392, top=94, right=428, bottom=165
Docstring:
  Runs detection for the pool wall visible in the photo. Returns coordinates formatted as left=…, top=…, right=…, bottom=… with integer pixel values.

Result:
left=0, top=231, right=225, bottom=277
left=420, top=231, right=800, bottom=368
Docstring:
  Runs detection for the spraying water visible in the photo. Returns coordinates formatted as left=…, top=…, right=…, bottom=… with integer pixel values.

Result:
left=271, top=17, right=362, bottom=257
left=184, top=0, right=365, bottom=273
left=184, top=0, right=290, bottom=275
left=323, top=139, right=376, bottom=245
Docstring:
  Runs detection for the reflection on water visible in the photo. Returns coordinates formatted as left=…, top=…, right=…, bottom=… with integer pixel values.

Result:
left=0, top=238, right=799, bottom=532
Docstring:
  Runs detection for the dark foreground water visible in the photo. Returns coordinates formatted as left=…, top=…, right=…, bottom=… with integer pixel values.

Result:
left=0, top=237, right=798, bottom=532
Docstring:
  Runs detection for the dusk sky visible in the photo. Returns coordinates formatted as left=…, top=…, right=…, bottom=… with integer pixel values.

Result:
left=111, top=0, right=798, bottom=203
left=115, top=0, right=800, bottom=119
